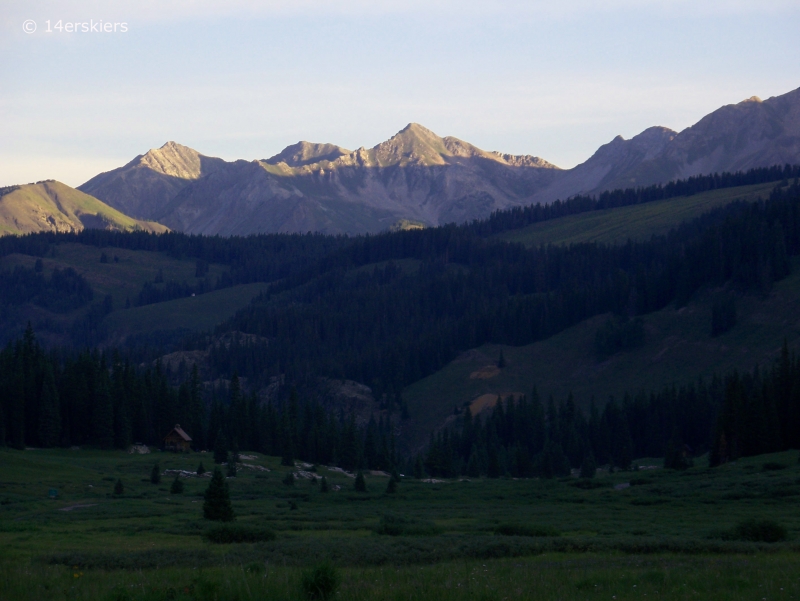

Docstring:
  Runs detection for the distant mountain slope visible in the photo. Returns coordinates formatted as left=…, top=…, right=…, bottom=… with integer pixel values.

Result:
left=530, top=87, right=800, bottom=203
left=78, top=141, right=228, bottom=219
left=79, top=85, right=800, bottom=235
left=0, top=181, right=167, bottom=237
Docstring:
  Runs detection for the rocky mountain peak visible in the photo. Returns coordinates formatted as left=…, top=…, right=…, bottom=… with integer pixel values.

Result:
left=265, top=141, right=351, bottom=168
left=372, top=123, right=450, bottom=166
left=138, top=141, right=205, bottom=180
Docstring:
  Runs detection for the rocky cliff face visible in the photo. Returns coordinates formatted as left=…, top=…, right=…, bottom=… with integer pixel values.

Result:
left=80, top=86, right=800, bottom=235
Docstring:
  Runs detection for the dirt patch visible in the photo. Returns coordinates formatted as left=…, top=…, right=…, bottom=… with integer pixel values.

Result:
left=469, top=392, right=524, bottom=415
left=469, top=365, right=501, bottom=379
left=59, top=504, right=97, bottom=512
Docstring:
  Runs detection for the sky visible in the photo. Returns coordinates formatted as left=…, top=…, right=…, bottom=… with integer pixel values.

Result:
left=1, top=0, right=800, bottom=188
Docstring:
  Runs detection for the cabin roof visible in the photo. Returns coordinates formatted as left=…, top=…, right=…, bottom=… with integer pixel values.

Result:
left=164, top=424, right=192, bottom=442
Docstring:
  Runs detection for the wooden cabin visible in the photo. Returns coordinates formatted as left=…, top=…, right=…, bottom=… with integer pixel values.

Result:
left=163, top=424, right=192, bottom=452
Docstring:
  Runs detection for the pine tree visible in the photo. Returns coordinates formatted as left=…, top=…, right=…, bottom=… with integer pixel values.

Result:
left=354, top=470, right=366, bottom=492
left=113, top=478, right=124, bottom=496
left=466, top=449, right=480, bottom=477
left=413, top=456, right=424, bottom=479
left=385, top=476, right=397, bottom=494
left=320, top=476, right=329, bottom=492
left=203, top=467, right=234, bottom=521
left=93, top=360, right=114, bottom=450
left=197, top=462, right=206, bottom=475
left=579, top=452, right=597, bottom=479
left=37, top=366, right=60, bottom=448
left=283, top=472, right=295, bottom=486
left=150, top=462, right=161, bottom=484
left=213, top=430, right=228, bottom=464
left=170, top=475, right=184, bottom=494
left=226, top=453, right=237, bottom=477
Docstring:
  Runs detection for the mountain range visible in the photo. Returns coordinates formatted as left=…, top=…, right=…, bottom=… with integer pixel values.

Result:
left=6, top=85, right=800, bottom=237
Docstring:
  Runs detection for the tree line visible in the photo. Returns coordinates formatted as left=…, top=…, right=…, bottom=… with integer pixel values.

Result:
left=422, top=340, right=800, bottom=478
left=0, top=327, right=396, bottom=474
left=2, top=325, right=797, bottom=476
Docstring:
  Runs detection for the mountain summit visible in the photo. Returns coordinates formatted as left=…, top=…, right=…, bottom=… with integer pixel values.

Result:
left=79, top=142, right=228, bottom=220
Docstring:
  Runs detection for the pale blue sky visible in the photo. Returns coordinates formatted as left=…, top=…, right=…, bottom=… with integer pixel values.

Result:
left=2, top=0, right=799, bottom=187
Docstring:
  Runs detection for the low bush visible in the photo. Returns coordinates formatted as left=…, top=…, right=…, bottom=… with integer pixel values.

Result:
left=375, top=513, right=440, bottom=536
left=301, top=562, right=341, bottom=600
left=727, top=519, right=788, bottom=543
left=762, top=462, right=786, bottom=471
left=204, top=524, right=276, bottom=544
left=495, top=523, right=560, bottom=537
left=570, top=479, right=605, bottom=489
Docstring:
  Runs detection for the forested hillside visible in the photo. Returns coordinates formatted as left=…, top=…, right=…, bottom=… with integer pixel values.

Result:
left=1, top=167, right=800, bottom=467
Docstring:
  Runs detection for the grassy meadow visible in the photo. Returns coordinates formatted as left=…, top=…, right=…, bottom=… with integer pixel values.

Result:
left=2, top=446, right=800, bottom=600
left=497, top=182, right=778, bottom=247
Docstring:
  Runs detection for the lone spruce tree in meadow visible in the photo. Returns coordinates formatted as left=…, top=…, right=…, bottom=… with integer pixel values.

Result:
left=203, top=467, right=234, bottom=522
left=354, top=470, right=367, bottom=492
left=170, top=475, right=184, bottom=494
left=113, top=479, right=124, bottom=496
left=320, top=476, right=329, bottom=493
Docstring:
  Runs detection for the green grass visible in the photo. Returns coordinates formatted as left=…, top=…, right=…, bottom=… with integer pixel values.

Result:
left=0, top=181, right=166, bottom=237
left=497, top=182, right=777, bottom=247
left=0, top=243, right=255, bottom=342
left=1, top=447, right=800, bottom=599
left=103, top=283, right=269, bottom=337
left=403, top=257, right=800, bottom=450
left=0, top=243, right=226, bottom=302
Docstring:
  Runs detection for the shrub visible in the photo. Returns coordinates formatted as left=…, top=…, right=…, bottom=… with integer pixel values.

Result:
left=762, top=462, right=786, bottom=471
left=197, top=462, right=206, bottom=475
left=385, top=477, right=397, bottom=494
left=204, top=524, right=276, bottom=544
left=301, top=562, right=341, bottom=600
left=320, top=476, right=329, bottom=493
left=113, top=479, right=124, bottom=496
left=494, top=523, right=560, bottom=537
left=283, top=472, right=295, bottom=486
left=170, top=475, right=183, bottom=494
left=729, top=518, right=788, bottom=543
left=375, top=513, right=440, bottom=536
left=150, top=462, right=161, bottom=485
